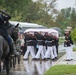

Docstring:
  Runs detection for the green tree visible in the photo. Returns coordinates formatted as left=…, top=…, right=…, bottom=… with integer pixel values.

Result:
left=25, top=0, right=58, bottom=27
left=0, top=0, right=32, bottom=21
left=70, top=8, right=76, bottom=28
left=55, top=7, right=76, bottom=34
left=70, top=28, right=76, bottom=44
left=0, top=0, right=58, bottom=28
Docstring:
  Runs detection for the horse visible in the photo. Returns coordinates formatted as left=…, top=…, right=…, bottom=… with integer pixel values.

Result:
left=0, top=23, right=19, bottom=75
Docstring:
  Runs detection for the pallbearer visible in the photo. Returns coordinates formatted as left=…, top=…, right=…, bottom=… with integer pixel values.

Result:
left=43, top=32, right=48, bottom=55
left=23, top=32, right=35, bottom=60
left=34, top=31, right=44, bottom=60
left=44, top=33, right=55, bottom=60
left=52, top=35, right=58, bottom=59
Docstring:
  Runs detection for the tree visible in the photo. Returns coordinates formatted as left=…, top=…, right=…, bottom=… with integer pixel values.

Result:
left=25, top=0, right=58, bottom=27
left=55, top=7, right=76, bottom=34
left=70, top=8, right=76, bottom=28
left=70, top=28, right=76, bottom=44
left=0, top=0, right=58, bottom=28
left=0, top=0, right=32, bottom=21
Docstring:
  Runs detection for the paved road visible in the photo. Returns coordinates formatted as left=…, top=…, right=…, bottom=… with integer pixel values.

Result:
left=55, top=52, right=76, bottom=65
left=1, top=44, right=76, bottom=75
left=0, top=56, right=57, bottom=75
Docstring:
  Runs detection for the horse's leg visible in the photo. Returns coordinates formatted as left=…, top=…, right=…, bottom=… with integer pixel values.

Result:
left=5, top=56, right=10, bottom=75
left=12, top=55, right=15, bottom=68
left=15, top=55, right=16, bottom=65
left=9, top=56, right=12, bottom=68
left=18, top=55, right=20, bottom=64
left=3, top=60, right=6, bottom=70
left=0, top=60, right=1, bottom=72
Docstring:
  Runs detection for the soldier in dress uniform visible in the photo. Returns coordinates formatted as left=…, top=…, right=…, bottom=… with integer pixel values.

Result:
left=52, top=35, right=58, bottom=59
left=66, top=27, right=74, bottom=59
left=43, top=32, right=48, bottom=55
left=23, top=33, right=27, bottom=56
left=33, top=32, right=38, bottom=55
left=34, top=31, right=45, bottom=60
left=64, top=30, right=73, bottom=61
left=23, top=32, right=35, bottom=60
left=31, top=33, right=37, bottom=59
left=54, top=36, right=59, bottom=55
left=44, top=33, right=55, bottom=60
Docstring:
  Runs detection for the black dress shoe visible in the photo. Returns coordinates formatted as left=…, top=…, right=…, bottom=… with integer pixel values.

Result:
left=23, top=58, right=28, bottom=60
left=32, top=58, right=36, bottom=60
left=65, top=59, right=71, bottom=61
left=42, top=58, right=47, bottom=61
left=71, top=59, right=73, bottom=60
left=55, top=57, right=58, bottom=59
left=41, top=58, right=44, bottom=60
left=47, top=58, right=50, bottom=60
left=52, top=58, right=55, bottom=61
left=33, top=58, right=40, bottom=60
left=36, top=58, right=40, bottom=60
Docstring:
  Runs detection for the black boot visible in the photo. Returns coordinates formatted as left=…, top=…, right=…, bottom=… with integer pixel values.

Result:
left=5, top=35, right=20, bottom=56
left=12, top=42, right=20, bottom=56
left=9, top=43, right=19, bottom=56
left=9, top=43, right=14, bottom=54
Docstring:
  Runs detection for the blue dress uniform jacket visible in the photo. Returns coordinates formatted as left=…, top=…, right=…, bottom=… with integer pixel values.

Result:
left=46, top=35, right=53, bottom=47
left=64, top=36, right=71, bottom=47
left=35, top=33, right=44, bottom=45
left=26, top=35, right=33, bottom=46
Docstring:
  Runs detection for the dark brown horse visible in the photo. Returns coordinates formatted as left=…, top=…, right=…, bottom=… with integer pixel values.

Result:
left=0, top=24, right=19, bottom=75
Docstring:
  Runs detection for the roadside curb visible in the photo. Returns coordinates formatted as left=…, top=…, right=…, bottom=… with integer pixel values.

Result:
left=53, top=52, right=76, bottom=65
left=52, top=53, right=66, bottom=66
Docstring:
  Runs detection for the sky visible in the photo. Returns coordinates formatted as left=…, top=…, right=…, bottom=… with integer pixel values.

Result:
left=33, top=0, right=76, bottom=10
left=56, top=0, right=76, bottom=10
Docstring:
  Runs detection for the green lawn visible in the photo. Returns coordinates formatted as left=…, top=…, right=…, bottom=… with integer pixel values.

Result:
left=73, top=47, right=76, bottom=51
left=59, top=37, right=65, bottom=44
left=44, top=65, right=76, bottom=75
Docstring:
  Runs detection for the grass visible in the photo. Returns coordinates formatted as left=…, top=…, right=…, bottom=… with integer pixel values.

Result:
left=59, top=37, right=65, bottom=45
left=44, top=65, right=76, bottom=75
left=73, top=47, right=76, bottom=51
left=44, top=38, right=76, bottom=75
left=44, top=50, right=76, bottom=75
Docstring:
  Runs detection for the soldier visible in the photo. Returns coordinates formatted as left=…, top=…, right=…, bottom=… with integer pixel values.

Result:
left=64, top=30, right=73, bottom=61
left=43, top=32, right=48, bottom=55
left=34, top=31, right=44, bottom=60
left=0, top=10, right=18, bottom=55
left=67, top=27, right=74, bottom=59
left=44, top=33, right=55, bottom=60
left=54, top=35, right=59, bottom=55
left=31, top=33, right=37, bottom=59
left=23, top=33, right=28, bottom=56
left=23, top=32, right=35, bottom=60
left=33, top=32, right=38, bottom=55
left=52, top=35, right=58, bottom=59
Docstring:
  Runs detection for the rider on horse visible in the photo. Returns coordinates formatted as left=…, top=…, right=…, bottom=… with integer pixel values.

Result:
left=0, top=10, right=19, bottom=55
